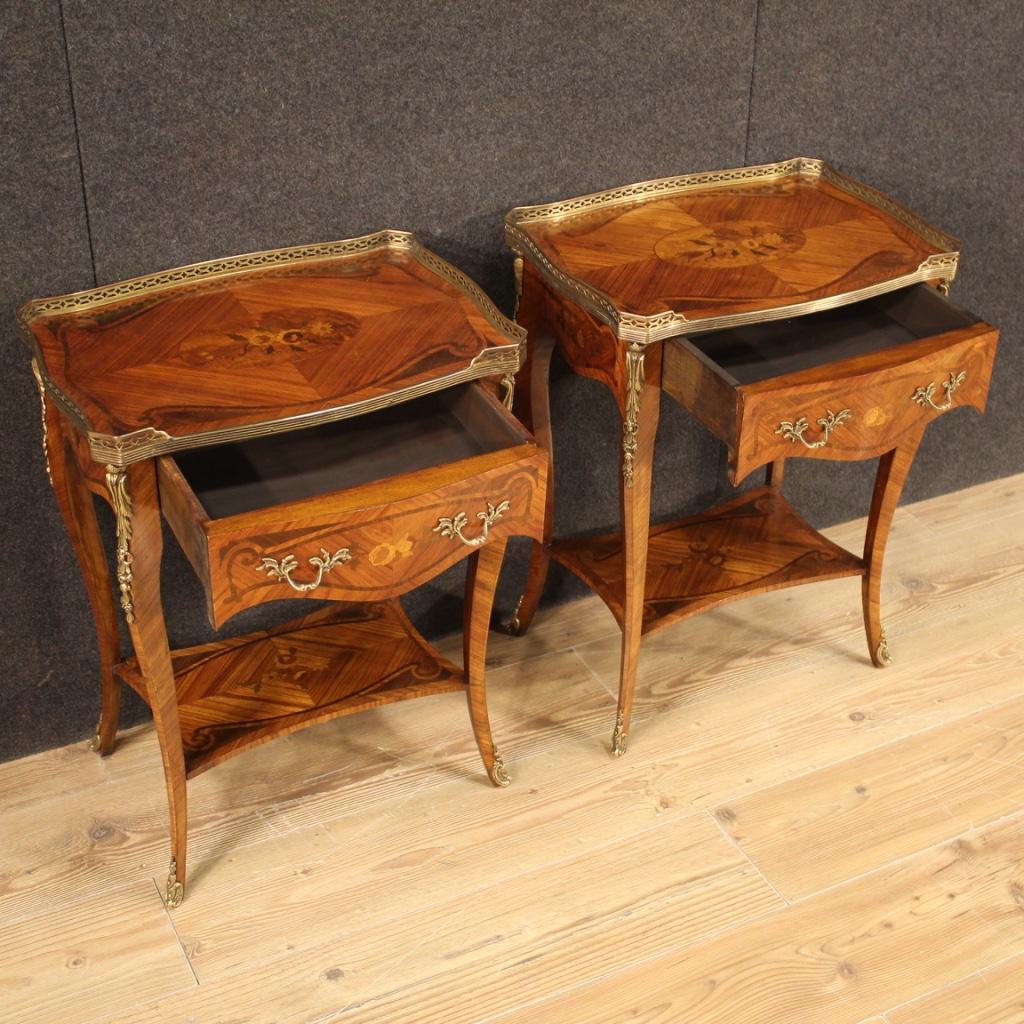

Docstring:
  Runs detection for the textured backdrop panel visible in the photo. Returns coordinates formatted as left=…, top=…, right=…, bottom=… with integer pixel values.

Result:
left=4, top=1, right=1020, bottom=762
left=0, top=0, right=109, bottom=757
left=0, top=1, right=756, bottom=759
left=740, top=0, right=1024, bottom=523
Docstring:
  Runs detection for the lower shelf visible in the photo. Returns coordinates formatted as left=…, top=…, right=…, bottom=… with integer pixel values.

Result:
left=551, top=486, right=864, bottom=637
left=115, top=601, right=465, bottom=777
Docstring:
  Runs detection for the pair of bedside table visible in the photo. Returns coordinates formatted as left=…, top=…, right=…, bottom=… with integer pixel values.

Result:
left=21, top=232, right=547, bottom=906
left=505, top=157, right=998, bottom=756
left=21, top=160, right=998, bottom=907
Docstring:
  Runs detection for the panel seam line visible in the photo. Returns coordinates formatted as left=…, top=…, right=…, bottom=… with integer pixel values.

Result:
left=742, top=0, right=761, bottom=167
left=57, top=0, right=98, bottom=287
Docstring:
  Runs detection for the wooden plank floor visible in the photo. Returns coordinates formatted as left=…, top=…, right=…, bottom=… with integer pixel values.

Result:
left=1, top=472, right=1023, bottom=1024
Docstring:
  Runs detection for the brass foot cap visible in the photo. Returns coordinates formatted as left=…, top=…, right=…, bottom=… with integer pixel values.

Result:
left=875, top=630, right=893, bottom=667
left=503, top=596, right=525, bottom=636
left=611, top=711, right=628, bottom=757
left=165, top=858, right=185, bottom=908
left=489, top=755, right=512, bottom=787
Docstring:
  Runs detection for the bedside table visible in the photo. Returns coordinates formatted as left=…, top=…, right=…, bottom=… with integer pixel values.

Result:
left=504, top=158, right=998, bottom=757
left=20, top=231, right=546, bottom=906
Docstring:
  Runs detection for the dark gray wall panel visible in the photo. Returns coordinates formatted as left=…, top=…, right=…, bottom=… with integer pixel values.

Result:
left=64, top=0, right=756, bottom=297
left=0, top=1, right=106, bottom=758
left=742, top=0, right=1024, bottom=525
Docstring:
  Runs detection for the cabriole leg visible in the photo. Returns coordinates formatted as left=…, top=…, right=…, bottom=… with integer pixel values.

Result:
left=613, top=343, right=660, bottom=757
left=464, top=536, right=512, bottom=786
left=41, top=380, right=123, bottom=756
left=862, top=432, right=924, bottom=667
left=506, top=331, right=556, bottom=636
left=109, top=460, right=189, bottom=906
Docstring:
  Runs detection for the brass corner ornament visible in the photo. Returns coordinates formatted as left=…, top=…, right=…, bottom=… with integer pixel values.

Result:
left=876, top=628, right=893, bottom=667
left=512, top=253, right=524, bottom=319
left=622, top=343, right=645, bottom=487
left=776, top=408, right=852, bottom=450
left=611, top=711, right=628, bottom=757
left=489, top=753, right=512, bottom=787
left=165, top=857, right=184, bottom=908
left=30, top=360, right=52, bottom=484
left=500, top=372, right=516, bottom=411
left=912, top=370, right=966, bottom=413
left=505, top=595, right=525, bottom=635
left=260, top=547, right=351, bottom=593
left=435, top=500, right=510, bottom=548
left=105, top=466, right=136, bottom=624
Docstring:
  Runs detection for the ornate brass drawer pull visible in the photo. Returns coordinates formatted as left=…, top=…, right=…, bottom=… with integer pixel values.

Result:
left=775, top=408, right=852, bottom=450
left=260, top=547, right=351, bottom=592
left=912, top=370, right=966, bottom=412
left=434, top=500, right=510, bottom=548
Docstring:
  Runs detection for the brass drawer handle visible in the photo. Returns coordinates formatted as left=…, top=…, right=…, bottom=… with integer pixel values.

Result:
left=434, top=500, right=510, bottom=548
left=775, top=408, right=852, bottom=450
left=912, top=370, right=966, bottom=412
left=260, top=547, right=351, bottom=592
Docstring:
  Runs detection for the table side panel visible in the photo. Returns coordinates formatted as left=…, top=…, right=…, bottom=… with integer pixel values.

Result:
left=662, top=339, right=739, bottom=446
left=525, top=262, right=622, bottom=399
left=157, top=456, right=213, bottom=602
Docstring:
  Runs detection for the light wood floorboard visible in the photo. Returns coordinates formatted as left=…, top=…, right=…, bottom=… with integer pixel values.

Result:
left=887, top=952, right=1024, bottom=1023
left=0, top=473, right=1019, bottom=1024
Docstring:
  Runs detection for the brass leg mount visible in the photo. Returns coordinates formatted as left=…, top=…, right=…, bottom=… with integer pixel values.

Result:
left=488, top=752, right=512, bottom=788
left=875, top=628, right=893, bottom=667
left=165, top=858, right=185, bottom=908
left=611, top=711, right=628, bottom=758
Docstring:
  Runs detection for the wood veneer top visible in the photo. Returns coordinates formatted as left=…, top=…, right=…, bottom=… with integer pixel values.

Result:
left=20, top=231, right=525, bottom=465
left=506, top=158, right=959, bottom=344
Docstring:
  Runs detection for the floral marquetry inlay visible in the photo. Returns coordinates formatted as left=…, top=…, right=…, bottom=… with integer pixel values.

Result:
left=178, top=308, right=361, bottom=367
left=654, top=221, right=806, bottom=268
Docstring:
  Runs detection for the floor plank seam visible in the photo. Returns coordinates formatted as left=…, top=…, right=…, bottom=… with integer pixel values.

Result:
left=565, top=575, right=1011, bottom=730
left=154, top=875, right=200, bottom=988
left=0, top=874, right=143, bottom=931
left=707, top=809, right=791, bottom=906
left=571, top=643, right=622, bottom=703
left=880, top=947, right=1024, bottom=1020
left=475, top=804, right=1024, bottom=1024
left=432, top=611, right=623, bottom=677
left=699, top=685, right=1024, bottom=832
left=784, top=801, right=1024, bottom=907
left=186, top=805, right=743, bottom=996
left=476, top=894, right=790, bottom=1024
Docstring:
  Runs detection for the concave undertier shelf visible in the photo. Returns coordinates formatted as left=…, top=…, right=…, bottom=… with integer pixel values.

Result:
left=114, top=601, right=464, bottom=777
left=551, top=487, right=864, bottom=636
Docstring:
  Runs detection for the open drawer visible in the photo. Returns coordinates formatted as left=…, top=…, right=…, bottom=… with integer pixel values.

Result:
left=158, top=384, right=548, bottom=628
left=662, top=284, right=999, bottom=483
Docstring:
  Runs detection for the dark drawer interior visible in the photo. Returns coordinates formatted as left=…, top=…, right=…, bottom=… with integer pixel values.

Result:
left=173, top=384, right=527, bottom=519
left=685, top=285, right=978, bottom=385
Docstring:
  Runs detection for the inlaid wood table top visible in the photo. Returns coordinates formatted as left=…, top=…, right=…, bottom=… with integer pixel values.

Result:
left=20, top=231, right=525, bottom=465
left=506, top=157, right=959, bottom=345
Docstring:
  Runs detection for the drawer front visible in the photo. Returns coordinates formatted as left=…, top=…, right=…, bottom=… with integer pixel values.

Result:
left=204, top=449, right=546, bottom=627
left=733, top=325, right=998, bottom=482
